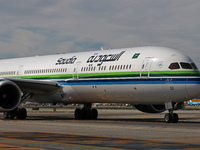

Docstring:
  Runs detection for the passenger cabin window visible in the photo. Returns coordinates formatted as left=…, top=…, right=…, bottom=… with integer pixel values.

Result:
left=169, top=62, right=180, bottom=70
left=180, top=62, right=193, bottom=69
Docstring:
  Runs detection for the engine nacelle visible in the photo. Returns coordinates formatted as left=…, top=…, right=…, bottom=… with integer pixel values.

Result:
left=134, top=104, right=166, bottom=113
left=0, top=80, right=21, bottom=111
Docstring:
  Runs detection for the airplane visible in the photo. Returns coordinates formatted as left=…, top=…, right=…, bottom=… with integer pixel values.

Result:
left=0, top=46, right=200, bottom=123
left=187, top=100, right=200, bottom=106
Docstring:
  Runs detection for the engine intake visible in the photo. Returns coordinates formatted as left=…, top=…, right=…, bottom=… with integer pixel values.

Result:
left=134, top=104, right=166, bottom=113
left=0, top=81, right=21, bottom=111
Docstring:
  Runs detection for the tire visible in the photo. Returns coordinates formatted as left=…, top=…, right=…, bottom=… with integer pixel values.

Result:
left=172, top=113, right=179, bottom=123
left=91, top=109, right=98, bottom=119
left=8, top=111, right=15, bottom=119
left=74, top=108, right=81, bottom=119
left=17, top=108, right=27, bottom=119
left=3, top=112, right=9, bottom=119
left=80, top=109, right=87, bottom=119
left=164, top=113, right=172, bottom=123
left=21, top=108, right=27, bottom=119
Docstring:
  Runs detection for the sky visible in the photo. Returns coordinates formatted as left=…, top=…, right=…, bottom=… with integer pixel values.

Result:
left=0, top=0, right=200, bottom=67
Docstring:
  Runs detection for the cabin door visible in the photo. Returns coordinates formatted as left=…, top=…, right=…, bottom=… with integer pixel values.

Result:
left=73, top=61, right=81, bottom=79
left=140, top=57, right=153, bottom=78
left=16, top=65, right=24, bottom=79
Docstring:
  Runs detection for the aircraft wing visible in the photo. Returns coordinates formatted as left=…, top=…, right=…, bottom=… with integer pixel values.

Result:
left=5, top=78, right=61, bottom=95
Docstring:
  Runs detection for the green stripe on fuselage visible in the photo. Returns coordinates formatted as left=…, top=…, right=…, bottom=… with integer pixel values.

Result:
left=150, top=70, right=200, bottom=77
left=5, top=70, right=200, bottom=80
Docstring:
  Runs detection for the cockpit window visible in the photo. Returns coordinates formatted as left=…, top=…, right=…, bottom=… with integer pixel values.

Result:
left=169, top=62, right=180, bottom=70
left=191, top=63, right=198, bottom=69
left=180, top=62, right=193, bottom=69
left=169, top=62, right=198, bottom=70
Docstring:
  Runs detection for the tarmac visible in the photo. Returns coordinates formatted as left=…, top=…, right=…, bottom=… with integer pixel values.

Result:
left=0, top=108, right=200, bottom=150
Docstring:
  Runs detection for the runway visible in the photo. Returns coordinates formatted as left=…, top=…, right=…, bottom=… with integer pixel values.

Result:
left=0, top=109, right=200, bottom=149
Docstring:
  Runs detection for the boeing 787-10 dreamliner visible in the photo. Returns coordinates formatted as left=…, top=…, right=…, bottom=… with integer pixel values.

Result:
left=0, top=46, right=200, bottom=123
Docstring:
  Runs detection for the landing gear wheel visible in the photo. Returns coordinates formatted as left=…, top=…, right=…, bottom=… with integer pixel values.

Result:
left=74, top=108, right=98, bottom=120
left=3, top=111, right=15, bottom=119
left=3, top=112, right=9, bottom=119
left=164, top=113, right=172, bottom=123
left=16, top=108, right=27, bottom=119
left=172, top=113, right=179, bottom=123
left=3, top=108, right=27, bottom=120
left=91, top=109, right=98, bottom=119
left=8, top=112, right=15, bottom=119
left=164, top=113, right=179, bottom=123
left=164, top=102, right=179, bottom=123
left=74, top=108, right=81, bottom=119
left=81, top=109, right=88, bottom=119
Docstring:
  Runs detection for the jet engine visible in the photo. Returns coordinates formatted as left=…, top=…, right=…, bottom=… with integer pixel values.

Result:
left=0, top=80, right=21, bottom=111
left=134, top=104, right=166, bottom=113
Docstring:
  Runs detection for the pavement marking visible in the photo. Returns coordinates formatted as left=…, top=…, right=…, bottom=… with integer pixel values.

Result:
left=141, top=115, right=162, bottom=118
left=0, top=132, right=200, bottom=150
left=0, top=143, right=48, bottom=150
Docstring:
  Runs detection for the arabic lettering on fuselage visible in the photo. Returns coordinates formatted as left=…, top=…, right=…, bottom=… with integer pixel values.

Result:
left=87, top=51, right=125, bottom=66
left=55, top=56, right=77, bottom=65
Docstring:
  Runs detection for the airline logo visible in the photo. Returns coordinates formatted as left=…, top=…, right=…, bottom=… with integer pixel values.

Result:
left=87, top=51, right=125, bottom=66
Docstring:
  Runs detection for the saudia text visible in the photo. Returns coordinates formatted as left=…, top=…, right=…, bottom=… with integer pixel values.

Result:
left=55, top=56, right=77, bottom=65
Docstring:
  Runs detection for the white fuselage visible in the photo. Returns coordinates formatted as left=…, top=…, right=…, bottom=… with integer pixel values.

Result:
left=0, top=46, right=200, bottom=105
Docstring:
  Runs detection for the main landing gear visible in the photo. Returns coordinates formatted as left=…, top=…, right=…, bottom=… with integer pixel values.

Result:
left=74, top=103, right=98, bottom=120
left=3, top=108, right=27, bottom=120
left=164, top=102, right=179, bottom=123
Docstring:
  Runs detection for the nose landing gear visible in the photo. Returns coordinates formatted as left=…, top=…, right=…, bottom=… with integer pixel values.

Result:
left=164, top=102, right=179, bottom=123
left=164, top=110, right=179, bottom=123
